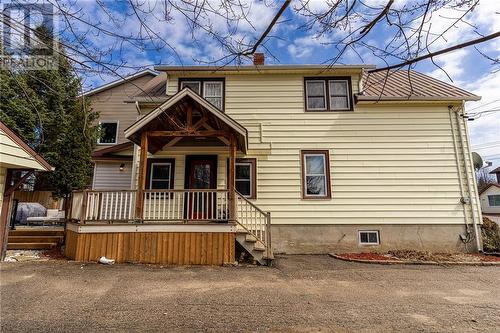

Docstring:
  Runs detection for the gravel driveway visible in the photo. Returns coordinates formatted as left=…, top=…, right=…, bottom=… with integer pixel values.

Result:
left=1, top=255, right=499, bottom=332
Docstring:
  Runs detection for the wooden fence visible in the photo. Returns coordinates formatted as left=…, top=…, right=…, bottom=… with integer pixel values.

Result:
left=13, top=191, right=64, bottom=209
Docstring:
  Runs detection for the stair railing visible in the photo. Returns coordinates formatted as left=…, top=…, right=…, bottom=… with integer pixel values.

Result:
left=235, top=191, right=272, bottom=259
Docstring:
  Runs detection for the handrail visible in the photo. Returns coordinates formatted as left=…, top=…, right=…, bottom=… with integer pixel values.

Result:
left=235, top=191, right=272, bottom=259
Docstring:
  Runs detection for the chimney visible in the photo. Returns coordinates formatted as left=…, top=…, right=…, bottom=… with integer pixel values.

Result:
left=253, top=53, right=265, bottom=66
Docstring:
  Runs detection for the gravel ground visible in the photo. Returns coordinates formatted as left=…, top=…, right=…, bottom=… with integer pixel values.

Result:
left=1, top=255, right=499, bottom=332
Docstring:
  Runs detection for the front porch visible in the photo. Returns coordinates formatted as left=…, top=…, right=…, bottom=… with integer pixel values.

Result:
left=65, top=88, right=272, bottom=265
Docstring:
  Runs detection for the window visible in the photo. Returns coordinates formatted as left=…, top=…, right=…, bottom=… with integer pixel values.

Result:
left=488, top=195, right=500, bottom=207
left=98, top=122, right=118, bottom=144
left=304, top=77, right=353, bottom=111
left=179, top=78, right=224, bottom=110
left=305, top=80, right=327, bottom=110
left=146, top=159, right=175, bottom=189
left=301, top=150, right=331, bottom=199
left=203, top=81, right=223, bottom=110
left=235, top=159, right=256, bottom=199
left=329, top=80, right=350, bottom=110
left=180, top=81, right=201, bottom=94
left=359, top=231, right=380, bottom=245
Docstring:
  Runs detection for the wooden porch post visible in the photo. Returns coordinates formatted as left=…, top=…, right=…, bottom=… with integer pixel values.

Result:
left=228, top=135, right=237, bottom=222
left=135, top=132, right=148, bottom=219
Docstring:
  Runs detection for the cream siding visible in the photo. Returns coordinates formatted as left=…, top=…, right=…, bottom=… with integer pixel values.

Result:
left=92, top=161, right=133, bottom=190
left=156, top=73, right=479, bottom=226
left=89, top=74, right=155, bottom=148
left=0, top=167, right=6, bottom=215
left=0, top=129, right=47, bottom=170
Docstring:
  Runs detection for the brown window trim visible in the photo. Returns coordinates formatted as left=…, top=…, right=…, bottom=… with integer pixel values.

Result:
left=304, top=76, right=353, bottom=112
left=226, top=158, right=257, bottom=199
left=300, top=150, right=331, bottom=199
left=146, top=158, right=175, bottom=190
left=178, top=77, right=225, bottom=111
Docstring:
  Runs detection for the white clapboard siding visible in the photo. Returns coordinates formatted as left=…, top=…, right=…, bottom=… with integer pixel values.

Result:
left=155, top=72, right=480, bottom=226
left=93, top=162, right=133, bottom=190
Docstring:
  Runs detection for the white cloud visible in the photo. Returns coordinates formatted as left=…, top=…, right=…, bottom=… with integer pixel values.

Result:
left=464, top=71, right=500, bottom=168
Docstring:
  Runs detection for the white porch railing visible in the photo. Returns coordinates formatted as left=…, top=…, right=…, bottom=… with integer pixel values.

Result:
left=70, top=189, right=229, bottom=223
left=143, top=189, right=229, bottom=222
left=236, top=192, right=271, bottom=256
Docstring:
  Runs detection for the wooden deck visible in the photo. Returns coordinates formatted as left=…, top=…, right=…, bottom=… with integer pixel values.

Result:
left=65, top=228, right=235, bottom=265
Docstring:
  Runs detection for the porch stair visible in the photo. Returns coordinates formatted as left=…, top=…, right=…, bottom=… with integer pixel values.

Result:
left=235, top=192, right=273, bottom=266
left=7, top=229, right=64, bottom=250
left=235, top=231, right=274, bottom=265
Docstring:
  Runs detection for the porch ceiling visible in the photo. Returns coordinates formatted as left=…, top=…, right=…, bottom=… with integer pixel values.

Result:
left=124, top=88, right=248, bottom=154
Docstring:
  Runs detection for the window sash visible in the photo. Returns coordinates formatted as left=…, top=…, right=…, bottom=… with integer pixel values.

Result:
left=235, top=162, right=253, bottom=198
left=328, top=79, right=350, bottom=110
left=305, top=80, right=327, bottom=111
left=149, top=163, right=172, bottom=189
left=359, top=231, right=379, bottom=245
left=203, top=81, right=223, bottom=110
left=97, top=122, right=118, bottom=144
left=488, top=195, right=500, bottom=206
left=180, top=81, right=201, bottom=94
left=303, top=153, right=328, bottom=197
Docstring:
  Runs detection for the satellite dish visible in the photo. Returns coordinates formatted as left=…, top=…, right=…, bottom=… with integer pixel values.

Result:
left=472, top=152, right=483, bottom=171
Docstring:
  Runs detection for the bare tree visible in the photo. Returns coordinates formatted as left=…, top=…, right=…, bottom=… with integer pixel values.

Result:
left=1, top=0, right=499, bottom=88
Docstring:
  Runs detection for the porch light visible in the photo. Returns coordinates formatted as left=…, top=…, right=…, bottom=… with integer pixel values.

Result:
left=119, top=163, right=125, bottom=171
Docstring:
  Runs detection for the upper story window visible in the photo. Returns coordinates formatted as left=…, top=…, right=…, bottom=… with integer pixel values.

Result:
left=98, top=121, right=118, bottom=144
left=301, top=150, right=331, bottom=199
left=179, top=78, right=224, bottom=111
left=305, top=77, right=352, bottom=111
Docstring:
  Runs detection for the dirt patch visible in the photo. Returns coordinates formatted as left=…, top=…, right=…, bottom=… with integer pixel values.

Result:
left=41, top=247, right=66, bottom=260
left=334, top=250, right=500, bottom=264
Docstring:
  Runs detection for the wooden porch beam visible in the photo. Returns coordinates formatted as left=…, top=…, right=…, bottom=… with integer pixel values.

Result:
left=135, top=132, right=148, bottom=219
left=148, top=130, right=228, bottom=137
left=228, top=135, right=237, bottom=222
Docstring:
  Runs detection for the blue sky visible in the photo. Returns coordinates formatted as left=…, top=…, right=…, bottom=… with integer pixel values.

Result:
left=65, top=0, right=499, bottom=170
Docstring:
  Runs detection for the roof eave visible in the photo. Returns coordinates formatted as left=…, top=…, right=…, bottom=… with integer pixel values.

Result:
left=81, top=69, right=158, bottom=97
left=154, top=64, right=376, bottom=72
left=356, top=95, right=481, bottom=102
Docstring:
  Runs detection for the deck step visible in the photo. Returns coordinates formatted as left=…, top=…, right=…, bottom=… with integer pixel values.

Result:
left=8, top=236, right=63, bottom=243
left=9, top=230, right=64, bottom=237
left=7, top=242, right=57, bottom=250
left=245, top=234, right=257, bottom=243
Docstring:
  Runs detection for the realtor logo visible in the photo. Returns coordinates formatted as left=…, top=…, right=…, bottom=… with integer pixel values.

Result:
left=0, top=0, right=57, bottom=69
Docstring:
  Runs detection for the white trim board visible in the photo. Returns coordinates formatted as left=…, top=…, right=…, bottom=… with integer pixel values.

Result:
left=66, top=222, right=237, bottom=233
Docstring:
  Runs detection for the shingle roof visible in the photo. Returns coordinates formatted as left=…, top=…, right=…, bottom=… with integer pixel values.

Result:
left=490, top=166, right=500, bottom=174
left=358, top=70, right=480, bottom=102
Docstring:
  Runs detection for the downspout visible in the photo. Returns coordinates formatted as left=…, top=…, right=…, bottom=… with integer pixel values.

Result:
left=448, top=109, right=471, bottom=236
left=453, top=104, right=482, bottom=251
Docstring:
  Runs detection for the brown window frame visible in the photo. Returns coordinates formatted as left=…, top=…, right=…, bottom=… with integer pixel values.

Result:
left=226, top=158, right=257, bottom=199
left=178, top=77, right=225, bottom=111
left=146, top=158, right=175, bottom=190
left=304, top=77, right=353, bottom=112
left=300, top=150, right=331, bottom=199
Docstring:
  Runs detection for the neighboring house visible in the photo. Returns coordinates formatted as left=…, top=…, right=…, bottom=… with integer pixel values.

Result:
left=67, top=56, right=482, bottom=265
left=479, top=183, right=500, bottom=215
left=83, top=69, right=158, bottom=190
left=0, top=122, right=53, bottom=259
left=490, top=167, right=500, bottom=183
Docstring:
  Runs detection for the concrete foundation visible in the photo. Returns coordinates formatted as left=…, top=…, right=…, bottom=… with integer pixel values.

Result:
left=271, top=224, right=478, bottom=254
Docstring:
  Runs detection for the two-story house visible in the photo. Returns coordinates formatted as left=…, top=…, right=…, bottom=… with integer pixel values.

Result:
left=66, top=55, right=482, bottom=265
